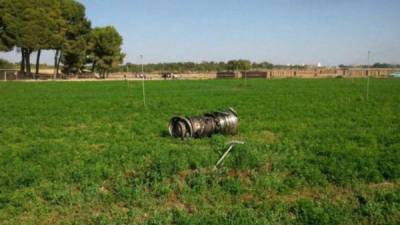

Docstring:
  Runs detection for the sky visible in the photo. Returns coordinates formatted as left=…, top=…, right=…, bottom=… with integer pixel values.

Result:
left=1, top=0, right=399, bottom=65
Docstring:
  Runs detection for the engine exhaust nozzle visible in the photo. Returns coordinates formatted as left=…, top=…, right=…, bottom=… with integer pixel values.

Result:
left=169, top=108, right=239, bottom=139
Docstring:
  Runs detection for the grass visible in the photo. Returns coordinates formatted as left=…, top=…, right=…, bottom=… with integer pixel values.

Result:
left=0, top=78, right=399, bottom=224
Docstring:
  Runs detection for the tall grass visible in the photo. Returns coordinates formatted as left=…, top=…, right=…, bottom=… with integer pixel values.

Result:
left=0, top=79, right=399, bottom=224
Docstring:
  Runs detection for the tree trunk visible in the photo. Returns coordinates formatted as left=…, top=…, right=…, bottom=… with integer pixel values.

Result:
left=92, top=61, right=96, bottom=73
left=54, top=49, right=59, bottom=79
left=56, top=51, right=62, bottom=76
left=20, top=48, right=26, bottom=74
left=35, top=50, right=41, bottom=75
left=25, top=49, right=32, bottom=78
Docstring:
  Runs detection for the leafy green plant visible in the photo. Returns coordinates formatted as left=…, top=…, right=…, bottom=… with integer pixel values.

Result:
left=0, top=79, right=399, bottom=224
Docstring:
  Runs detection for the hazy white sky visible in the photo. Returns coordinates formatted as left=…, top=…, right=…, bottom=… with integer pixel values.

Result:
left=1, top=0, right=399, bottom=65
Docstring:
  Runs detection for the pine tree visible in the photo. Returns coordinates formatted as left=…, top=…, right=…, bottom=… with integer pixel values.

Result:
left=87, top=26, right=124, bottom=78
left=60, top=0, right=91, bottom=75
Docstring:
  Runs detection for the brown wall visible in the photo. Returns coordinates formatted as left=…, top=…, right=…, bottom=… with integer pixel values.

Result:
left=216, top=71, right=240, bottom=78
left=109, top=72, right=217, bottom=80
left=2, top=68, right=398, bottom=81
left=227, top=68, right=399, bottom=79
left=242, top=71, right=268, bottom=78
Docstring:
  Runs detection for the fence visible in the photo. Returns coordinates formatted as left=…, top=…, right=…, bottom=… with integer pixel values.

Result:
left=1, top=68, right=399, bottom=81
left=217, top=68, right=400, bottom=79
left=0, top=70, right=19, bottom=81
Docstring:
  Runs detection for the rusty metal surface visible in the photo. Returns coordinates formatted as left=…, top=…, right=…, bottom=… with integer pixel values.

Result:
left=169, top=107, right=238, bottom=139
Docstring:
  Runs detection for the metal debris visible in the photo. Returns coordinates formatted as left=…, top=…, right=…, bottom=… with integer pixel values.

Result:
left=214, top=141, right=245, bottom=169
left=169, top=107, right=239, bottom=139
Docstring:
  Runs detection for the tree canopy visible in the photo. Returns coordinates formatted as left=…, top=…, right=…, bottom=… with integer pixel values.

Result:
left=0, top=0, right=123, bottom=77
left=87, top=26, right=124, bottom=77
left=227, top=59, right=252, bottom=71
left=0, top=10, right=14, bottom=52
left=1, top=1, right=63, bottom=58
left=60, top=0, right=91, bottom=74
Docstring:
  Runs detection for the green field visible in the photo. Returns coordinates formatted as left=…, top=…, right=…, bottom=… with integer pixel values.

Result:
left=0, top=79, right=399, bottom=224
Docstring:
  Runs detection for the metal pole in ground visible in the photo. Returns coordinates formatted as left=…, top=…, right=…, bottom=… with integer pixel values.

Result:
left=367, top=51, right=371, bottom=101
left=125, top=65, right=129, bottom=87
left=245, top=70, right=247, bottom=86
left=140, top=55, right=146, bottom=107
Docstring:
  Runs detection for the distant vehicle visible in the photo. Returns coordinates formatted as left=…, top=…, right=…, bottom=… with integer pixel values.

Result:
left=161, top=72, right=179, bottom=80
left=136, top=73, right=146, bottom=79
left=390, top=71, right=400, bottom=78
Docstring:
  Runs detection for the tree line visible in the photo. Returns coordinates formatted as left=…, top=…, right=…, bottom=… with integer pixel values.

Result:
left=106, top=60, right=400, bottom=74
left=0, top=0, right=124, bottom=77
left=114, top=60, right=274, bottom=73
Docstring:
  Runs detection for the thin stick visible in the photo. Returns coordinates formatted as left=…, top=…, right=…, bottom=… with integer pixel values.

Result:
left=142, top=76, right=146, bottom=107
left=366, top=51, right=371, bottom=101
left=367, top=75, right=370, bottom=101
left=244, top=70, right=247, bottom=86
left=214, top=141, right=245, bottom=168
left=140, top=55, right=146, bottom=107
